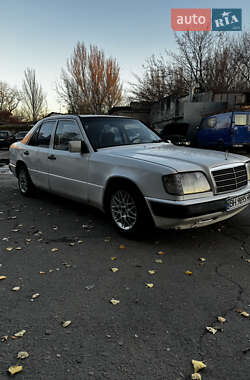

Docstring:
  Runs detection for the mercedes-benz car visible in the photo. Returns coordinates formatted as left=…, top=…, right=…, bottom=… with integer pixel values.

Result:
left=9, top=115, right=250, bottom=235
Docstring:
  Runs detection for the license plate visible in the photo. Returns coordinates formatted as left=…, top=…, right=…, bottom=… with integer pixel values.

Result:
left=227, top=193, right=250, bottom=211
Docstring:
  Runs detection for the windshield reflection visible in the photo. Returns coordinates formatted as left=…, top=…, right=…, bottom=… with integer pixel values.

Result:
left=80, top=117, right=162, bottom=149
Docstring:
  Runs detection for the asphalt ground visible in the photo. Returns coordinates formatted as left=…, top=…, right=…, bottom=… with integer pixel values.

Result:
left=0, top=149, right=250, bottom=379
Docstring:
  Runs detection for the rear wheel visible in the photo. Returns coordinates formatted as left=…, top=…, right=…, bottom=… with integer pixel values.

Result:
left=107, top=183, right=153, bottom=236
left=18, top=165, right=35, bottom=197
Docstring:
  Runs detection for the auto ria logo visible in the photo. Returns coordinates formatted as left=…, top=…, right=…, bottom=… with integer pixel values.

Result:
left=171, top=8, right=242, bottom=31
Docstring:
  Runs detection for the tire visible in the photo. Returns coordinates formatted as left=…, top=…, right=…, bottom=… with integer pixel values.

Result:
left=17, top=165, right=35, bottom=197
left=107, top=183, right=153, bottom=237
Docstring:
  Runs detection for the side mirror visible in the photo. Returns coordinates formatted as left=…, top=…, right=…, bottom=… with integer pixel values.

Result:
left=69, top=140, right=89, bottom=154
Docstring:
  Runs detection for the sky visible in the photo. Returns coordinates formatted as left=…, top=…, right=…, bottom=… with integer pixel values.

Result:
left=1, top=0, right=250, bottom=112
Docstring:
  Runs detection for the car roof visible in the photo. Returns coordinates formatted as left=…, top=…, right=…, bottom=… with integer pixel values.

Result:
left=41, top=114, right=132, bottom=122
left=79, top=115, right=131, bottom=118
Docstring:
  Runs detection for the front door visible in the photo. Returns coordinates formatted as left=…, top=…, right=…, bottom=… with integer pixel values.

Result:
left=48, top=119, right=90, bottom=201
left=197, top=117, right=217, bottom=147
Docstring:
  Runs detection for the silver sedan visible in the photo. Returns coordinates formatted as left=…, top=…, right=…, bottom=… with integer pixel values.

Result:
left=9, top=115, right=250, bottom=236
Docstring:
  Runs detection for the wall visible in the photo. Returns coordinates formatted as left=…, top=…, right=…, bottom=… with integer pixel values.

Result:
left=150, top=97, right=180, bottom=130
left=109, top=102, right=151, bottom=126
left=183, top=102, right=227, bottom=125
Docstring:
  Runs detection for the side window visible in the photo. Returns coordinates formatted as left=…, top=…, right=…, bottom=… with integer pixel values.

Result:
left=29, top=122, right=55, bottom=147
left=200, top=117, right=216, bottom=130
left=28, top=127, right=40, bottom=146
left=54, top=120, right=82, bottom=151
left=234, top=114, right=247, bottom=126
left=216, top=117, right=230, bottom=129
left=207, top=117, right=216, bottom=128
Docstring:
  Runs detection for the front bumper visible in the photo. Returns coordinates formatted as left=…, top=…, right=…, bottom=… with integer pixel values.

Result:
left=150, top=198, right=226, bottom=218
left=146, top=184, right=250, bottom=230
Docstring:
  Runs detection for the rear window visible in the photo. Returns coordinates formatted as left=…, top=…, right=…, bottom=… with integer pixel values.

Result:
left=29, top=121, right=56, bottom=147
left=234, top=114, right=247, bottom=126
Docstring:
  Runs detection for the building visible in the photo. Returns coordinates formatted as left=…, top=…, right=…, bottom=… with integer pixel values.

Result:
left=109, top=102, right=151, bottom=126
left=110, top=91, right=250, bottom=135
left=150, top=90, right=250, bottom=132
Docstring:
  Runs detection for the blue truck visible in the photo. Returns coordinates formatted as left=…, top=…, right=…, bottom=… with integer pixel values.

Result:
left=192, top=111, right=250, bottom=152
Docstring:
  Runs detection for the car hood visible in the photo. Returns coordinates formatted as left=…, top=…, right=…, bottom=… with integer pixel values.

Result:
left=105, top=143, right=248, bottom=172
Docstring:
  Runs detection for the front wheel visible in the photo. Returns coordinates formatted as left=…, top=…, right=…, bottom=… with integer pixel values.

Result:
left=18, top=165, right=35, bottom=196
left=107, top=184, right=153, bottom=236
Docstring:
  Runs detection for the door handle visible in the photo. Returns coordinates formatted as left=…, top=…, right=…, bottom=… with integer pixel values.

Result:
left=23, top=151, right=29, bottom=156
left=48, top=154, right=56, bottom=160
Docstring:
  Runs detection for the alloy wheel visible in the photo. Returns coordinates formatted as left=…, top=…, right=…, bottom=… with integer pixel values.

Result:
left=110, top=190, right=137, bottom=231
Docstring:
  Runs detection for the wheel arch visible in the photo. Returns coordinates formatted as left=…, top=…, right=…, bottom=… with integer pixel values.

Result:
left=103, top=176, right=146, bottom=213
left=15, top=160, right=27, bottom=176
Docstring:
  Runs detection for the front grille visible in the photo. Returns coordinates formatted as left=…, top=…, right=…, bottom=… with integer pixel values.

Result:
left=212, top=165, right=248, bottom=194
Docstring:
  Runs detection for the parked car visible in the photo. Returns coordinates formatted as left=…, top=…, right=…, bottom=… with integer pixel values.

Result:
left=0, top=130, right=15, bottom=148
left=9, top=115, right=250, bottom=236
left=159, top=123, right=191, bottom=146
left=15, top=131, right=29, bottom=141
left=193, top=111, right=250, bottom=152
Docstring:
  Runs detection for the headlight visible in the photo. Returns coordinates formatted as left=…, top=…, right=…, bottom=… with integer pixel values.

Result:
left=247, top=162, right=250, bottom=181
left=163, top=172, right=211, bottom=195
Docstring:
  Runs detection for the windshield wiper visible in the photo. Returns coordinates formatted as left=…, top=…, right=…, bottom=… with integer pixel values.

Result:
left=152, top=139, right=164, bottom=143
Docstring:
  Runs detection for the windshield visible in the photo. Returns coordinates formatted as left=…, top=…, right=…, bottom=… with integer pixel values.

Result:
left=80, top=117, right=162, bottom=149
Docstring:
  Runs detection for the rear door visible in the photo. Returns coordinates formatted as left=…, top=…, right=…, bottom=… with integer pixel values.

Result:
left=25, top=121, right=57, bottom=190
left=48, top=119, right=90, bottom=201
left=233, top=113, right=250, bottom=144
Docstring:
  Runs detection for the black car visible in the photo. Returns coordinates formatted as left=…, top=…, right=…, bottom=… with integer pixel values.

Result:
left=0, top=130, right=15, bottom=148
left=159, top=123, right=191, bottom=146
left=15, top=131, right=29, bottom=141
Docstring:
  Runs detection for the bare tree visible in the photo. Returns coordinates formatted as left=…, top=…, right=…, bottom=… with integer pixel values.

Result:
left=22, top=68, right=46, bottom=122
left=170, top=31, right=218, bottom=92
left=129, top=55, right=172, bottom=103
left=0, top=81, right=21, bottom=112
left=234, top=32, right=250, bottom=84
left=130, top=31, right=250, bottom=102
left=57, top=42, right=122, bottom=114
left=57, top=70, right=82, bottom=113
